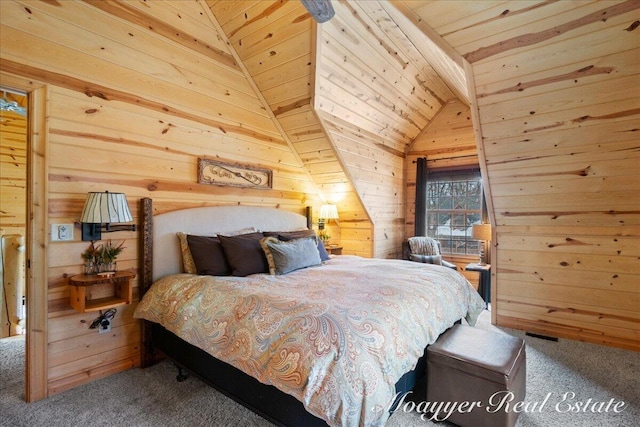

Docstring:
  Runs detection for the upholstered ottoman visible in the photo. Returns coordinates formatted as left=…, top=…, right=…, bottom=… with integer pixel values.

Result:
left=427, top=324, right=526, bottom=427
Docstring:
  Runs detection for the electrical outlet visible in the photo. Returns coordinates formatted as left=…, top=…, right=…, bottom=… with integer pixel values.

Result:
left=98, top=319, right=112, bottom=334
left=51, top=224, right=74, bottom=241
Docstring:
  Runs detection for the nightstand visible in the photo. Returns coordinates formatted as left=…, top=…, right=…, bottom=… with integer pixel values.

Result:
left=465, top=263, right=491, bottom=305
left=325, top=245, right=343, bottom=255
left=69, top=270, right=135, bottom=313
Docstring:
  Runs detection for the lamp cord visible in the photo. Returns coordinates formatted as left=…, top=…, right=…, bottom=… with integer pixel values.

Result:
left=89, top=308, right=117, bottom=329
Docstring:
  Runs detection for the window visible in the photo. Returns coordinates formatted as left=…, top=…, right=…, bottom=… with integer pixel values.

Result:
left=425, top=169, right=484, bottom=255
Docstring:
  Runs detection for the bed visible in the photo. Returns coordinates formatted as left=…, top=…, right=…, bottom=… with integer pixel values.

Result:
left=134, top=199, right=485, bottom=427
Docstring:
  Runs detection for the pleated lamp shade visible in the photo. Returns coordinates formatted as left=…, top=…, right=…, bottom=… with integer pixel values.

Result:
left=317, top=204, right=338, bottom=231
left=319, top=204, right=339, bottom=220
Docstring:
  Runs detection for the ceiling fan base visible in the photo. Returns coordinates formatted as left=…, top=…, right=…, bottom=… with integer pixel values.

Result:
left=301, top=0, right=335, bottom=23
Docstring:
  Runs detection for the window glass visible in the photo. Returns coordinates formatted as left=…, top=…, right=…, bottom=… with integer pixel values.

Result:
left=425, top=170, right=483, bottom=255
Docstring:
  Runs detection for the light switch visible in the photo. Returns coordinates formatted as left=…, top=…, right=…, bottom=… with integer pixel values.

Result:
left=51, top=224, right=74, bottom=241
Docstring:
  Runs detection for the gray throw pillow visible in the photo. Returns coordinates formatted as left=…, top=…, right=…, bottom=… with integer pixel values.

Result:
left=261, top=237, right=322, bottom=275
left=263, top=229, right=331, bottom=261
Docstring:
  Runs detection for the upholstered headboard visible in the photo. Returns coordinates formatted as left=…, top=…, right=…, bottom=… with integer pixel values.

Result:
left=139, top=199, right=309, bottom=286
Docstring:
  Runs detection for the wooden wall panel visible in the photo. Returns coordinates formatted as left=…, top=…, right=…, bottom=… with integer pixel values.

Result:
left=0, top=101, right=28, bottom=339
left=0, top=110, right=27, bottom=236
left=320, top=113, right=404, bottom=258
left=0, top=0, right=321, bottom=397
left=408, top=0, right=640, bottom=350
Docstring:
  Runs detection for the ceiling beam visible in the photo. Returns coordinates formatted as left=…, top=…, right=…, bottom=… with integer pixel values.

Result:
left=385, top=0, right=469, bottom=104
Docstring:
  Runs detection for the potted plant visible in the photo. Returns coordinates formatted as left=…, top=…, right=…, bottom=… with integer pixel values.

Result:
left=81, top=241, right=101, bottom=275
left=97, top=240, right=125, bottom=273
left=81, top=240, right=125, bottom=275
left=318, top=229, right=330, bottom=244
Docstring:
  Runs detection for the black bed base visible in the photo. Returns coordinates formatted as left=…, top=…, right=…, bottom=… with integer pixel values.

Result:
left=151, top=323, right=430, bottom=427
left=153, top=323, right=328, bottom=426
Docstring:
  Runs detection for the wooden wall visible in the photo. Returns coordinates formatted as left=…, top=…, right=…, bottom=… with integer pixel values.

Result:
left=0, top=101, right=28, bottom=338
left=1, top=0, right=321, bottom=397
left=0, top=107, right=27, bottom=237
left=405, top=0, right=640, bottom=350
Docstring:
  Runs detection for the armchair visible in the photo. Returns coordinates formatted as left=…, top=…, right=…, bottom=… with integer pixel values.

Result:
left=405, top=236, right=458, bottom=270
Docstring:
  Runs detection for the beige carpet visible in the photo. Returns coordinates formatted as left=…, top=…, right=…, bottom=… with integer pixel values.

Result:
left=1, top=310, right=638, bottom=426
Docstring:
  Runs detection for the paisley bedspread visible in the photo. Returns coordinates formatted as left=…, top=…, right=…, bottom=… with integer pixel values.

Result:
left=134, top=255, right=485, bottom=427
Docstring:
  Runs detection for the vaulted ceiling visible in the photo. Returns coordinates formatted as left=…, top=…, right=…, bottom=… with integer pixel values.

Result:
left=205, top=0, right=471, bottom=256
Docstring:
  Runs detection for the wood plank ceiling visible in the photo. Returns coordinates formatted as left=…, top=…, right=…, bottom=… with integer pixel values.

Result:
left=207, top=0, right=465, bottom=257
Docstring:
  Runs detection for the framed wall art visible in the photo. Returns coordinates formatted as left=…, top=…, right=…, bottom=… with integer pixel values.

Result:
left=198, top=158, right=272, bottom=189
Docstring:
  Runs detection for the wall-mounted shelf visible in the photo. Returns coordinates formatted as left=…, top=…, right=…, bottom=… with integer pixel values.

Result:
left=68, top=270, right=135, bottom=313
left=325, top=245, right=343, bottom=255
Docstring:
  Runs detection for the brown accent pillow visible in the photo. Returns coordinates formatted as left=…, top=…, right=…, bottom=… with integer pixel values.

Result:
left=186, top=235, right=231, bottom=276
left=264, top=229, right=315, bottom=240
left=177, top=228, right=256, bottom=274
left=218, top=232, right=268, bottom=277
